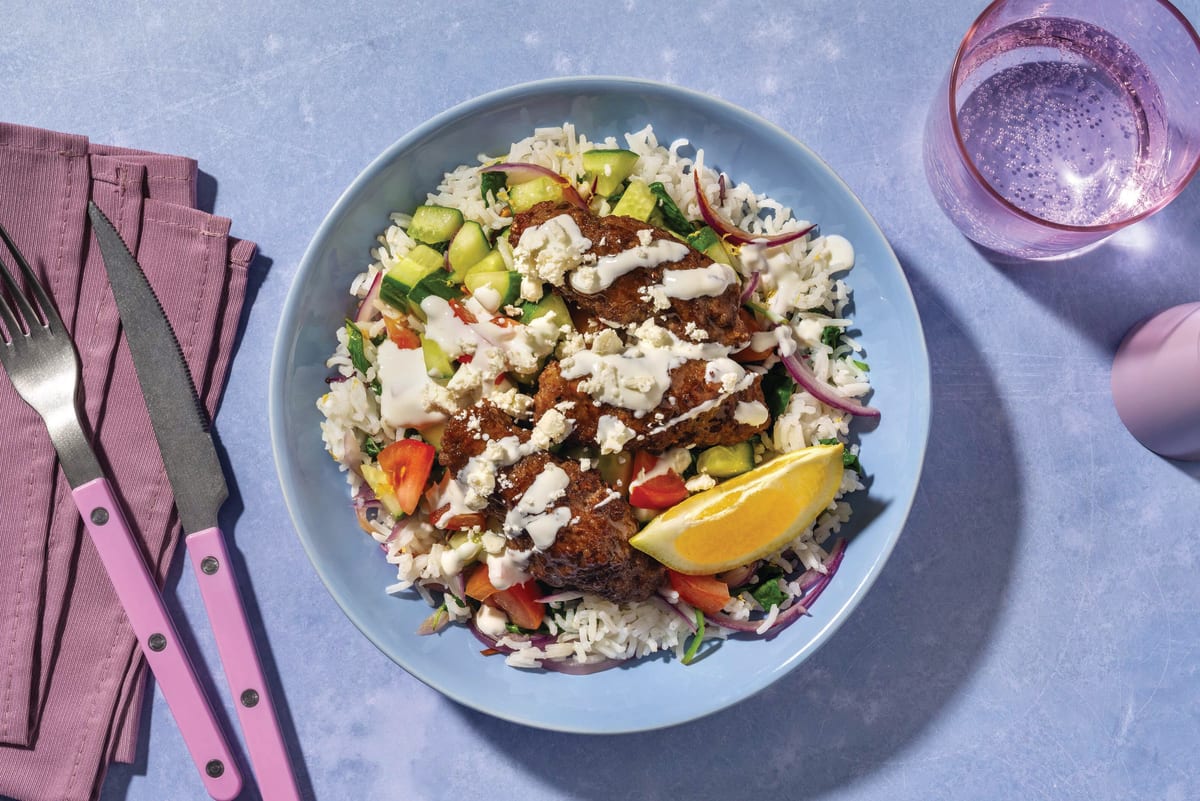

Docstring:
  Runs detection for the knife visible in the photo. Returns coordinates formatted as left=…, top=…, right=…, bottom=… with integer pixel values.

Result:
left=89, top=203, right=300, bottom=801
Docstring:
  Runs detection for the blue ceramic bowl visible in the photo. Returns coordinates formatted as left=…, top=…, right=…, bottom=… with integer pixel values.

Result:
left=270, top=77, right=930, bottom=733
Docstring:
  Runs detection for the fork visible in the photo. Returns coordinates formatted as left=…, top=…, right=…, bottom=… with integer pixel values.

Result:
left=0, top=222, right=242, bottom=801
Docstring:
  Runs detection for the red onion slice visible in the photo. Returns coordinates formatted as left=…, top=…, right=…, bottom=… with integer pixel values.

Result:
left=354, top=271, right=383, bottom=323
left=692, top=166, right=816, bottom=247
left=739, top=271, right=761, bottom=304
left=480, top=162, right=589, bottom=210
left=652, top=591, right=698, bottom=633
left=706, top=539, right=847, bottom=635
left=780, top=349, right=880, bottom=418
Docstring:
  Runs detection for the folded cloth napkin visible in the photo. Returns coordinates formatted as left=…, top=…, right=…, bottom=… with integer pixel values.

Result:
left=0, top=123, right=255, bottom=801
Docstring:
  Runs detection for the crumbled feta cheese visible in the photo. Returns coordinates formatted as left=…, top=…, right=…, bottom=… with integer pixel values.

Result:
left=530, top=407, right=572, bottom=450
left=595, top=415, right=636, bottom=454
left=636, top=228, right=653, bottom=246
left=734, top=400, right=769, bottom=427
left=512, top=213, right=593, bottom=301
left=489, top=388, right=534, bottom=419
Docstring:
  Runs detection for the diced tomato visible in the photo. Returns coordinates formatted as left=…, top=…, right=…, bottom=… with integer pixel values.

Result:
left=491, top=579, right=545, bottom=630
left=441, top=512, right=486, bottom=531
left=493, top=371, right=508, bottom=386
left=457, top=353, right=474, bottom=364
left=377, top=439, right=436, bottom=515
left=448, top=298, right=477, bottom=324
left=489, top=315, right=520, bottom=328
left=631, top=451, right=657, bottom=483
left=383, top=315, right=421, bottom=349
left=465, top=563, right=499, bottom=602
left=629, top=472, right=689, bottom=510
left=464, top=564, right=545, bottom=630
left=732, top=308, right=772, bottom=362
left=668, top=571, right=732, bottom=615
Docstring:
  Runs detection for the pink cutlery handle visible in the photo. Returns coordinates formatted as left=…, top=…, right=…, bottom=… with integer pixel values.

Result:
left=187, top=528, right=300, bottom=801
left=73, top=478, right=242, bottom=801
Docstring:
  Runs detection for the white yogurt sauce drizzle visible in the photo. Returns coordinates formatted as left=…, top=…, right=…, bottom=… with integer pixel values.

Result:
left=503, top=463, right=571, bottom=550
left=569, top=239, right=691, bottom=294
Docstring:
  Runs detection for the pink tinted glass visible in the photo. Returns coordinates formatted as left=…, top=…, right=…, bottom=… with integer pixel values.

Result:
left=924, top=0, right=1200, bottom=260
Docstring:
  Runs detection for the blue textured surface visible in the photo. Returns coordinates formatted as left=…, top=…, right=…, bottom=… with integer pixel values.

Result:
left=272, top=76, right=930, bottom=734
left=3, top=1, right=1198, bottom=799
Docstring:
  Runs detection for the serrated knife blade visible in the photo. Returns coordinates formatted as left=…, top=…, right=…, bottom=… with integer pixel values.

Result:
left=89, top=202, right=300, bottom=801
left=87, top=203, right=226, bottom=534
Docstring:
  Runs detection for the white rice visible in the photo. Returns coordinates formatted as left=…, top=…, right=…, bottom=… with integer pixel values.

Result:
left=316, top=124, right=870, bottom=669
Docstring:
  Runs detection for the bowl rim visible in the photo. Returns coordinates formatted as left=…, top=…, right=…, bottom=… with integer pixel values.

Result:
left=268, top=75, right=932, bottom=732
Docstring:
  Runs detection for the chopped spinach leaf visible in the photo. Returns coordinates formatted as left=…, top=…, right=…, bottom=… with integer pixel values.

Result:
left=820, top=325, right=841, bottom=349
left=648, top=181, right=697, bottom=237
left=752, top=578, right=788, bottom=611
left=370, top=332, right=387, bottom=347
left=481, top=171, right=506, bottom=203
left=852, top=359, right=870, bottom=372
left=363, top=437, right=382, bottom=458
left=344, top=320, right=371, bottom=375
left=761, top=364, right=795, bottom=418
left=819, top=437, right=863, bottom=473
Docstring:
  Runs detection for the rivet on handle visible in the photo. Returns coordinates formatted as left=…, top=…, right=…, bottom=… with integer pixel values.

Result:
left=90, top=507, right=109, bottom=525
left=240, top=689, right=260, bottom=708
left=205, top=759, right=224, bottom=778
left=201, top=556, right=219, bottom=575
left=147, top=633, right=167, bottom=652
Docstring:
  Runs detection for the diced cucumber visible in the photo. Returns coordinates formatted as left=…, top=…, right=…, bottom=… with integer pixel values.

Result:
left=360, top=464, right=403, bottom=517
left=610, top=179, right=656, bottom=221
left=464, top=270, right=521, bottom=307
left=408, top=205, right=464, bottom=245
left=507, top=176, right=564, bottom=213
left=519, top=292, right=573, bottom=329
left=407, top=270, right=460, bottom=314
left=687, top=226, right=733, bottom=265
left=696, top=441, right=755, bottom=479
left=447, top=221, right=491, bottom=281
left=582, top=149, right=640, bottom=197
left=421, top=336, right=454, bottom=380
left=380, top=244, right=444, bottom=309
left=465, top=248, right=507, bottom=276
left=421, top=420, right=447, bottom=450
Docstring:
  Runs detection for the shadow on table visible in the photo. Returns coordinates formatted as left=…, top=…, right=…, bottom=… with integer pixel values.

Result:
left=454, top=253, right=1023, bottom=800
left=974, top=175, right=1200, bottom=484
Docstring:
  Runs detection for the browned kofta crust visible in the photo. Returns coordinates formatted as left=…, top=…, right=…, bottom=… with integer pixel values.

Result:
left=501, top=453, right=664, bottom=603
left=508, top=202, right=751, bottom=349
left=533, top=359, right=770, bottom=453
left=435, top=402, right=665, bottom=603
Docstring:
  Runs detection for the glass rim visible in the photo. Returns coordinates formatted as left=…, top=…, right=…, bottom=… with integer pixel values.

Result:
left=947, top=0, right=1200, bottom=234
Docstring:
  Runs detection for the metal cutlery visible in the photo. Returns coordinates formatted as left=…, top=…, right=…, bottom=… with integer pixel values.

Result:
left=89, top=203, right=300, bottom=801
left=0, top=221, right=242, bottom=801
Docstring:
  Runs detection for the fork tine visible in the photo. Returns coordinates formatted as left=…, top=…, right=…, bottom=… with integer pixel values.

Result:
left=0, top=224, right=47, bottom=335
left=0, top=278, right=20, bottom=344
left=0, top=221, right=67, bottom=335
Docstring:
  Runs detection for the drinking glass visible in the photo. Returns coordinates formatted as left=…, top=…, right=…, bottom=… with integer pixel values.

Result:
left=924, top=0, right=1200, bottom=260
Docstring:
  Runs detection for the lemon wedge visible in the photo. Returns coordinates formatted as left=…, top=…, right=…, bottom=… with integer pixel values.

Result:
left=629, top=443, right=844, bottom=575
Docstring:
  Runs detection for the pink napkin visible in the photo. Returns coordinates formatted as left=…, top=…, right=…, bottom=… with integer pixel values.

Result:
left=0, top=123, right=255, bottom=801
